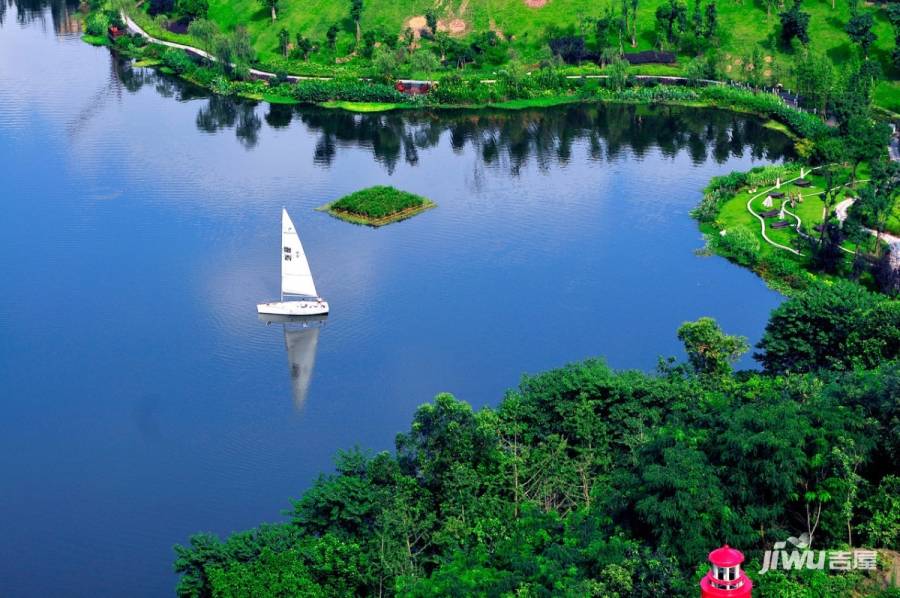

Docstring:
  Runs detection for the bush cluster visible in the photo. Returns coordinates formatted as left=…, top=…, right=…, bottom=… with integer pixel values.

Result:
left=288, top=78, right=407, bottom=104
left=692, top=170, right=748, bottom=222
left=710, top=225, right=760, bottom=267
left=698, top=85, right=830, bottom=140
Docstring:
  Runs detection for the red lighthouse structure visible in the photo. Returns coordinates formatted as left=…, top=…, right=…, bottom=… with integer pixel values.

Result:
left=700, top=545, right=753, bottom=597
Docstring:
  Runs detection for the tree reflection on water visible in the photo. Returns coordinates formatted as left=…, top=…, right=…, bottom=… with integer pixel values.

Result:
left=112, top=59, right=795, bottom=173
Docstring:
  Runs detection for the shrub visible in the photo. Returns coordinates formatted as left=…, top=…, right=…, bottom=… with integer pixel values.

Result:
left=698, top=86, right=830, bottom=140
left=329, top=186, right=430, bottom=219
left=148, top=0, right=174, bottom=16
left=161, top=48, right=194, bottom=74
left=711, top=226, right=760, bottom=266
left=745, top=164, right=791, bottom=188
left=548, top=36, right=586, bottom=64
left=756, top=253, right=809, bottom=290
left=175, top=0, right=208, bottom=18
left=84, top=12, right=109, bottom=36
left=291, top=78, right=406, bottom=104
left=691, top=170, right=747, bottom=222
left=604, top=58, right=629, bottom=91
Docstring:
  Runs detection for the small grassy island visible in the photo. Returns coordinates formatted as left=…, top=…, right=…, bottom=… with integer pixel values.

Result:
left=320, top=185, right=435, bottom=226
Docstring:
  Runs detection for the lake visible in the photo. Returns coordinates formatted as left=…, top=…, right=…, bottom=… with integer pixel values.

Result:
left=0, top=2, right=791, bottom=595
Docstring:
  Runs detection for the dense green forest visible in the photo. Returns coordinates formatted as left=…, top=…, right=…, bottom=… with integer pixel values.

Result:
left=174, top=280, right=900, bottom=597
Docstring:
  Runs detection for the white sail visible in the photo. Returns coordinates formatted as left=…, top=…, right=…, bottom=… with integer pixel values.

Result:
left=281, top=209, right=318, bottom=297
left=283, top=324, right=321, bottom=410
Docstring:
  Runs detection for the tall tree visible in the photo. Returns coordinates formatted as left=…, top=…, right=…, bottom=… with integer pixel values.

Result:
left=326, top=24, right=339, bottom=50
left=350, top=0, right=363, bottom=44
left=677, top=317, right=749, bottom=377
left=779, top=0, right=810, bottom=47
left=294, top=34, right=313, bottom=60
left=595, top=11, right=613, bottom=54
left=629, top=0, right=639, bottom=46
left=654, top=0, right=687, bottom=49
left=259, top=0, right=278, bottom=22
left=755, top=281, right=900, bottom=372
left=704, top=0, right=717, bottom=39
left=846, top=9, right=876, bottom=58
left=792, top=51, right=834, bottom=115
left=853, top=159, right=899, bottom=256
left=844, top=113, right=891, bottom=182
left=278, top=27, right=289, bottom=57
left=818, top=165, right=848, bottom=243
left=187, top=18, right=218, bottom=63
left=691, top=0, right=702, bottom=33
left=888, top=3, right=900, bottom=70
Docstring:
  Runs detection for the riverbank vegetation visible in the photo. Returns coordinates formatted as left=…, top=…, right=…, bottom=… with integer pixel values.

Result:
left=694, top=155, right=898, bottom=295
left=321, top=185, right=435, bottom=226
left=173, top=281, right=900, bottom=596
left=89, top=29, right=841, bottom=132
left=691, top=54, right=898, bottom=296
left=96, top=0, right=900, bottom=114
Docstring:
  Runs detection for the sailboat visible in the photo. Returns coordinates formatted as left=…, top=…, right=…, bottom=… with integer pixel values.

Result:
left=257, top=209, right=329, bottom=316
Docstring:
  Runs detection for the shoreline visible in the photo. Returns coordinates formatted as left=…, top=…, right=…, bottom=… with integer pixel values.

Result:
left=99, top=14, right=836, bottom=135
left=318, top=203, right=437, bottom=227
left=90, top=22, right=898, bottom=294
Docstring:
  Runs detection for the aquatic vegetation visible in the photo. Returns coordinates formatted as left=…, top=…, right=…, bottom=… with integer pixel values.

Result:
left=321, top=185, right=435, bottom=226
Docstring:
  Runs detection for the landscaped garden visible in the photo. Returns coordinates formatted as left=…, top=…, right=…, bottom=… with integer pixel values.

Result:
left=320, top=185, right=435, bottom=226
left=695, top=159, right=899, bottom=295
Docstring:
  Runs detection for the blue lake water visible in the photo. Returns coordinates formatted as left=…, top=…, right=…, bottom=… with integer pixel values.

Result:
left=0, top=2, right=790, bottom=595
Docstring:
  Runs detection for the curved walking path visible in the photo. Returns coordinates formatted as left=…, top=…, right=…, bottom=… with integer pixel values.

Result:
left=748, top=175, right=895, bottom=261
left=744, top=168, right=823, bottom=256
left=123, top=14, right=316, bottom=82
left=835, top=196, right=900, bottom=265
left=120, top=14, right=738, bottom=89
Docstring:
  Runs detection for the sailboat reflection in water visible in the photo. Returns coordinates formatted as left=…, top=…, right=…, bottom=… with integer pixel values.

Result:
left=260, top=313, right=326, bottom=410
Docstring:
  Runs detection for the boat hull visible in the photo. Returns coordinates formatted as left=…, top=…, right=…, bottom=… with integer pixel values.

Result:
left=257, top=300, right=329, bottom=316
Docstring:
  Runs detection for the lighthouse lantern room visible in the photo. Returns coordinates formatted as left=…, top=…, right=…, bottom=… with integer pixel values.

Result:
left=700, top=545, right=752, bottom=597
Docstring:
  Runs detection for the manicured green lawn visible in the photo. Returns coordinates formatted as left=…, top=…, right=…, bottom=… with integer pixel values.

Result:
left=320, top=185, right=435, bottom=226
left=714, top=170, right=878, bottom=265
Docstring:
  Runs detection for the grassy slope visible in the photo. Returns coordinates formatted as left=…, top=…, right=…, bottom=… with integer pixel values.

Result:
left=197, top=0, right=898, bottom=109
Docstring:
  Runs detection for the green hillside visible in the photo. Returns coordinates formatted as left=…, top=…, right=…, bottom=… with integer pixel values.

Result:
left=167, top=0, right=899, bottom=109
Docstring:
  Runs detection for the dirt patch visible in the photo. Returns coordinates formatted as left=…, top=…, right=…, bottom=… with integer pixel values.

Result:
left=763, top=68, right=772, bottom=78
left=525, top=0, right=548, bottom=7
left=764, top=55, right=773, bottom=63
left=448, top=18, right=467, bottom=34
left=489, top=18, right=504, bottom=38
left=404, top=15, right=428, bottom=39
left=437, top=18, right=469, bottom=36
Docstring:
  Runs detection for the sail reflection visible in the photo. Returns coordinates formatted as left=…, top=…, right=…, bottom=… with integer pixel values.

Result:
left=259, top=314, right=325, bottom=410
